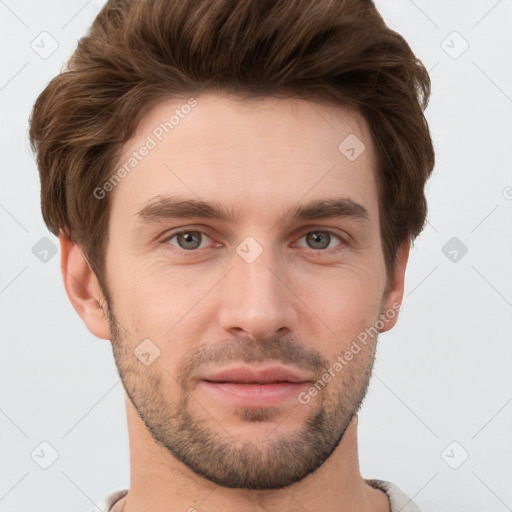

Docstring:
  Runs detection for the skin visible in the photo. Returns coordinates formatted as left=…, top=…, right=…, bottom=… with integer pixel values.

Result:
left=60, top=90, right=409, bottom=512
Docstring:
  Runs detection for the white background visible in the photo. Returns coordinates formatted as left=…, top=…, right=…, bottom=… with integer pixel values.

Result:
left=1, top=1, right=511, bottom=511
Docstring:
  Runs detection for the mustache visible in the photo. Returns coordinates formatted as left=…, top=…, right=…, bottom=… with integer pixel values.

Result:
left=180, top=335, right=330, bottom=381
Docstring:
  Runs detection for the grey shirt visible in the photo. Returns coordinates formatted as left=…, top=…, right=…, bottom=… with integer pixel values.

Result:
left=90, top=479, right=422, bottom=511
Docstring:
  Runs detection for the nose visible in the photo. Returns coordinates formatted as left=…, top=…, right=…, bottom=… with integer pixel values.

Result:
left=217, top=246, right=298, bottom=341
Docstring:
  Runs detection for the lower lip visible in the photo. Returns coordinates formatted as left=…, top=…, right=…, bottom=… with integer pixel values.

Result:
left=200, top=381, right=310, bottom=407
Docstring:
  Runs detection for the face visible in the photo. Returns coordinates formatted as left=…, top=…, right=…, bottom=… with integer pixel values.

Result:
left=99, top=91, right=403, bottom=489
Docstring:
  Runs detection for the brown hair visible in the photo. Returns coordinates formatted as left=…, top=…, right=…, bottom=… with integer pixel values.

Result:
left=29, top=0, right=435, bottom=292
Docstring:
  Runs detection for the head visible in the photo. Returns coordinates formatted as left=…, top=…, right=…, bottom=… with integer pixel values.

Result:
left=29, top=0, right=434, bottom=490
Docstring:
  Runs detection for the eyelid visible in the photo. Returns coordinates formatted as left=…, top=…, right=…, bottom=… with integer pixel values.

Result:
left=295, top=225, right=346, bottom=239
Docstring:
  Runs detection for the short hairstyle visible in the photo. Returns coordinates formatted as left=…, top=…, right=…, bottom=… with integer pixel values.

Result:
left=29, top=0, right=435, bottom=291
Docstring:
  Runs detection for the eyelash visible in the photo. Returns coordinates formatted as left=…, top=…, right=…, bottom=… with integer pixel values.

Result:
left=161, top=227, right=347, bottom=257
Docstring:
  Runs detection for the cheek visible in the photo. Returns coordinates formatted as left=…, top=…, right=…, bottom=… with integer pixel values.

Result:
left=292, top=268, right=384, bottom=371
left=111, top=260, right=219, bottom=346
left=296, top=263, right=383, bottom=326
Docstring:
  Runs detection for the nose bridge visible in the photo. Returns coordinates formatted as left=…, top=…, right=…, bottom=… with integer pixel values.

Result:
left=218, top=235, right=297, bottom=339
left=236, top=239, right=280, bottom=296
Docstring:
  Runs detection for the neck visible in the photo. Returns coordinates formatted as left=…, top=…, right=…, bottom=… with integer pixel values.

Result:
left=119, top=395, right=389, bottom=512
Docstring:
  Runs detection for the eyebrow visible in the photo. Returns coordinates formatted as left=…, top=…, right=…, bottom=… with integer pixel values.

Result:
left=135, top=195, right=369, bottom=225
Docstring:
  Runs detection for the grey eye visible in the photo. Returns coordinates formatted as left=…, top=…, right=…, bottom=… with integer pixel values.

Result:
left=173, top=231, right=204, bottom=250
left=303, top=231, right=339, bottom=250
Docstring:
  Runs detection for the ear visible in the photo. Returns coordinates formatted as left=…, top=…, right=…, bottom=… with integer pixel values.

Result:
left=379, top=239, right=410, bottom=333
left=59, top=231, right=111, bottom=340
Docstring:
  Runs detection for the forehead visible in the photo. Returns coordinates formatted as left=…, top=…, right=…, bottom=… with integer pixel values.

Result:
left=109, top=91, right=379, bottom=223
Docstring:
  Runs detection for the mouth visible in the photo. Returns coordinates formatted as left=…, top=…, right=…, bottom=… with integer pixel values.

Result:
left=198, top=365, right=313, bottom=407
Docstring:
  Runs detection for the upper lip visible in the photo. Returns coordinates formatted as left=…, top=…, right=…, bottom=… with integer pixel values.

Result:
left=200, top=365, right=312, bottom=384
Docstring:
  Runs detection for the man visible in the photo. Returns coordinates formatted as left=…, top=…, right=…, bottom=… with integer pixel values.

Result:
left=29, top=0, right=435, bottom=510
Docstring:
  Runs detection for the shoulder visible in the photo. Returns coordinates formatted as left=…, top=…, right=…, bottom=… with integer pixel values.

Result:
left=365, top=479, right=423, bottom=512
left=88, top=489, right=128, bottom=512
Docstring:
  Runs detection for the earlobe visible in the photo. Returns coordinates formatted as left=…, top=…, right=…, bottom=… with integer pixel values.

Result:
left=59, top=232, right=111, bottom=340
left=379, top=240, right=410, bottom=333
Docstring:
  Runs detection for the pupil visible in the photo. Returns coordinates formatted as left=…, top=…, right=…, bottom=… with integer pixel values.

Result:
left=309, top=231, right=329, bottom=249
left=179, top=232, right=200, bottom=249
left=176, top=231, right=331, bottom=251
